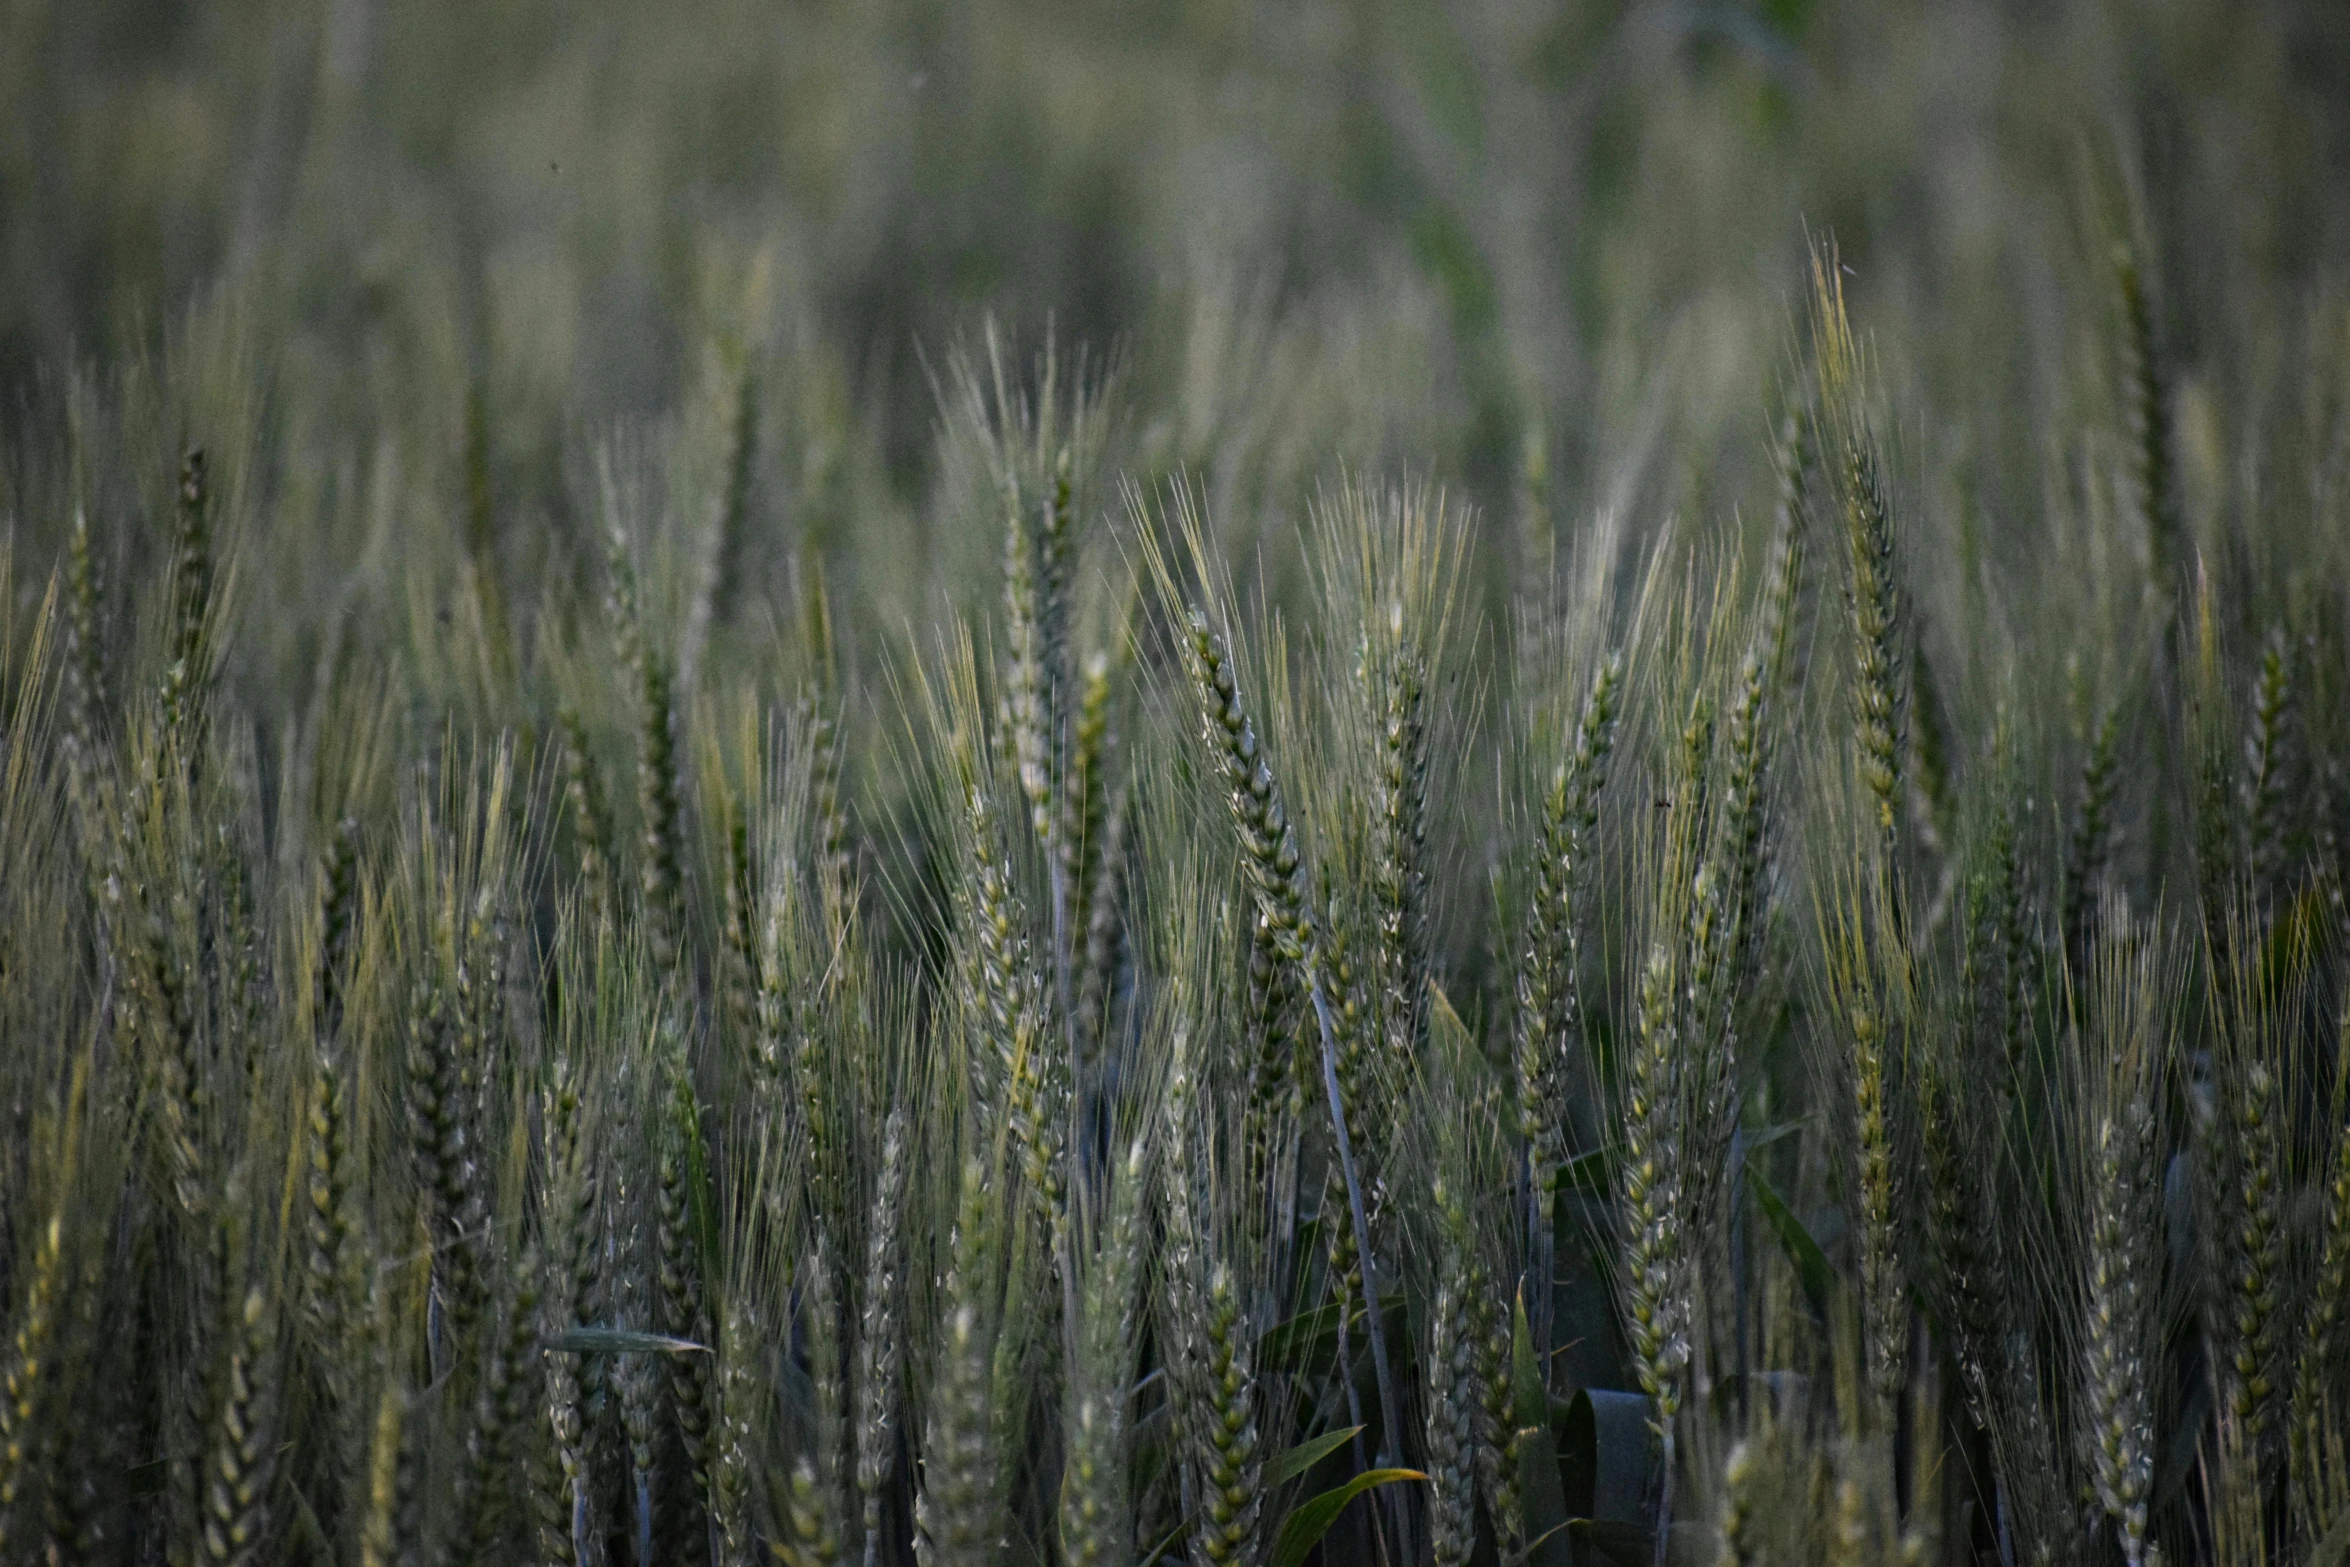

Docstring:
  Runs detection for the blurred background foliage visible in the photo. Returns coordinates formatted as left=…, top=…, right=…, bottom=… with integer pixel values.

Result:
left=8, top=0, right=2348, bottom=631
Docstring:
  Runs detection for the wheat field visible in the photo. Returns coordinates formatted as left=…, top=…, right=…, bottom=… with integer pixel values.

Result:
left=2, top=2, right=2349, bottom=1564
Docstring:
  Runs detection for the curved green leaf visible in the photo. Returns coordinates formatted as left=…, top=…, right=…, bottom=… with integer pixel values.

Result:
left=1746, top=1161, right=1833, bottom=1322
left=543, top=1327, right=709, bottom=1355
left=1267, top=1424, right=1364, bottom=1487
left=1271, top=1469, right=1425, bottom=1567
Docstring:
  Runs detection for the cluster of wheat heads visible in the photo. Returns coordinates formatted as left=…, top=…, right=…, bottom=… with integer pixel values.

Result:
left=4, top=256, right=2350, bottom=1567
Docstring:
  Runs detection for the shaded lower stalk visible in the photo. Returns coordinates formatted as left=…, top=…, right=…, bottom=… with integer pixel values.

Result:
left=1308, top=979, right=1407, bottom=1561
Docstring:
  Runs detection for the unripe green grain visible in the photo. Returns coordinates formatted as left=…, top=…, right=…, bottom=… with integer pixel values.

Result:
left=856, top=1112, right=908, bottom=1567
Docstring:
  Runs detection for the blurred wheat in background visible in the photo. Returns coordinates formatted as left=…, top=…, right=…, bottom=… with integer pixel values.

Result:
left=4, top=1, right=2350, bottom=1563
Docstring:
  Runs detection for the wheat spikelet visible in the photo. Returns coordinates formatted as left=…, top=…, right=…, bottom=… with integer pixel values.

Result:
left=1240, top=908, right=1303, bottom=1242
left=1851, top=993, right=1904, bottom=1417
left=800, top=1236, right=855, bottom=1564
left=2062, top=702, right=2122, bottom=973
left=1319, top=886, right=1380, bottom=1197
left=111, top=777, right=209, bottom=1216
left=0, top=1214, right=64, bottom=1557
left=1064, top=649, right=1116, bottom=974
left=1060, top=1138, right=1146, bottom=1567
left=2084, top=1106, right=2159, bottom=1567
left=635, top=646, right=686, bottom=982
left=2078, top=1148, right=2149, bottom=1545
left=1185, top=1262, right=1263, bottom=1567
left=315, top=812, right=361, bottom=1016
left=2067, top=909, right=2170, bottom=1567
left=358, top=1376, right=408, bottom=1567
left=1811, top=249, right=1903, bottom=850
left=718, top=802, right=762, bottom=1050
left=63, top=507, right=107, bottom=761
left=780, top=1456, right=847, bottom=1567
left=698, top=359, right=759, bottom=640
left=36, top=1239, right=113, bottom=1566
left=1367, top=625, right=1429, bottom=1078
left=406, top=969, right=484, bottom=1367
left=2113, top=238, right=2179, bottom=595
left=957, top=770, right=1067, bottom=1232
left=1622, top=937, right=1691, bottom=1431
left=198, top=1287, right=277, bottom=1567
left=606, top=512, right=687, bottom=978
left=541, top=1338, right=588, bottom=1567
left=806, top=688, right=857, bottom=944
left=1514, top=655, right=1623, bottom=1191
left=914, top=1156, right=1002, bottom=1567
left=1073, top=784, right=1128, bottom=1071
left=1684, top=515, right=1799, bottom=1238
left=540, top=1076, right=601, bottom=1567
left=1424, top=1258, right=1479, bottom=1567
left=558, top=704, right=617, bottom=935
left=162, top=447, right=215, bottom=741
left=1157, top=1025, right=1265, bottom=1565
left=710, top=1293, right=762, bottom=1567
left=303, top=1036, right=360, bottom=1347
left=1914, top=1051, right=2001, bottom=1431
left=1168, top=599, right=1405, bottom=1455
left=856, top=1110, right=909, bottom=1567
left=2243, top=627, right=2293, bottom=897
left=359, top=1274, right=426, bottom=1567
left=1002, top=476, right=1058, bottom=849
left=1715, top=1439, right=1759, bottom=1567
left=1823, top=876, right=1907, bottom=1422
left=1475, top=1288, right=1525, bottom=1560
left=459, top=1250, right=546, bottom=1563
left=2199, top=906, right=2294, bottom=1519
left=2221, top=1056, right=2284, bottom=1451
left=2291, top=1002, right=2350, bottom=1522
left=656, top=1062, right=716, bottom=1560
